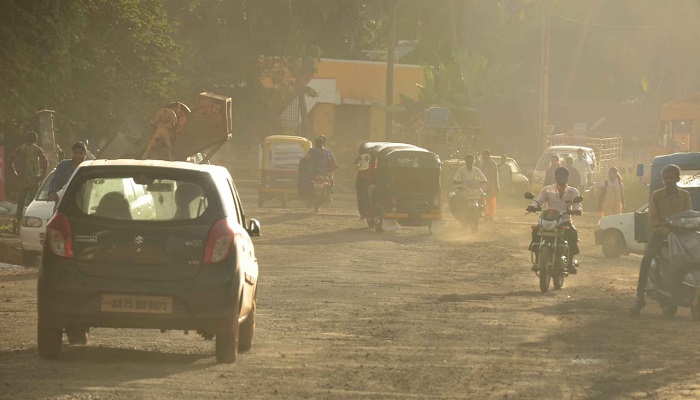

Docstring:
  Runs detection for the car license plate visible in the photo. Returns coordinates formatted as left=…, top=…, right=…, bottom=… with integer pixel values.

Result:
left=101, top=294, right=173, bottom=314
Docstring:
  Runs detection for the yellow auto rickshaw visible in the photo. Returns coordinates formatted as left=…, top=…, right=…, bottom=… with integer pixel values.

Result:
left=258, top=135, right=312, bottom=207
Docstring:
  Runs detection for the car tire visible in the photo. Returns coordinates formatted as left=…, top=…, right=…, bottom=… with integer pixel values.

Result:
left=215, top=319, right=239, bottom=364
left=602, top=230, right=625, bottom=259
left=37, top=318, right=63, bottom=359
left=22, top=250, right=39, bottom=267
left=238, top=301, right=256, bottom=353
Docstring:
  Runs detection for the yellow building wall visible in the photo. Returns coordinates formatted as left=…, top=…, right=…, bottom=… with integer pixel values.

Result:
left=315, top=59, right=423, bottom=104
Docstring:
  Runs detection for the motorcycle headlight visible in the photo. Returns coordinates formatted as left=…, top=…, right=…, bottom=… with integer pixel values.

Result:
left=541, top=219, right=557, bottom=231
left=22, top=216, right=43, bottom=228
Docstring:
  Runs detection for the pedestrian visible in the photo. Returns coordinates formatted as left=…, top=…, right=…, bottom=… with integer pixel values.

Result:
left=8, top=131, right=48, bottom=229
left=48, top=142, right=88, bottom=202
left=317, top=135, right=338, bottom=197
left=543, top=155, right=560, bottom=187
left=597, top=166, right=625, bottom=217
left=497, top=155, right=512, bottom=196
left=564, top=157, right=582, bottom=189
left=480, top=149, right=499, bottom=220
left=573, top=148, right=593, bottom=187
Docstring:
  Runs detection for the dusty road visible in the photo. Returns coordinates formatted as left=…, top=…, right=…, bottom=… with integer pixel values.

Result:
left=1, top=186, right=699, bottom=399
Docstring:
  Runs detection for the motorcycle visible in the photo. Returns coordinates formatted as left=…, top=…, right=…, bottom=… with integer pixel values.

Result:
left=525, top=192, right=583, bottom=293
left=646, top=210, right=700, bottom=318
left=448, top=180, right=484, bottom=233
left=311, top=174, right=331, bottom=213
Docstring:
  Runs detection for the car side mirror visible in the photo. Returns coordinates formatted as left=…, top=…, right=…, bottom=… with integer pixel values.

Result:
left=524, top=192, right=535, bottom=200
left=636, top=164, right=644, bottom=177
left=247, top=218, right=261, bottom=237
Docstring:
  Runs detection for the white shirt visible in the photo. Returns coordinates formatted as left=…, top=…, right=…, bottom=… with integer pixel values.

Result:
left=572, top=158, right=592, bottom=184
left=533, top=184, right=582, bottom=222
left=453, top=165, right=486, bottom=185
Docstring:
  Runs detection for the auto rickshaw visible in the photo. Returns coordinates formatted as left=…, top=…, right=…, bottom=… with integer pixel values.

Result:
left=356, top=142, right=443, bottom=233
left=258, top=135, right=312, bottom=207
left=355, top=142, right=418, bottom=219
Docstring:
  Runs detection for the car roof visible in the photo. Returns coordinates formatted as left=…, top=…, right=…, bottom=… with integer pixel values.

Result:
left=80, top=159, right=226, bottom=174
left=544, top=145, right=594, bottom=152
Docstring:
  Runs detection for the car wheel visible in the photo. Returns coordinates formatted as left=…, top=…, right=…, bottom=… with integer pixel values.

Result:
left=215, top=318, right=239, bottom=364
left=37, top=318, right=63, bottom=359
left=238, top=301, right=256, bottom=353
left=22, top=250, right=40, bottom=267
left=602, top=230, right=625, bottom=259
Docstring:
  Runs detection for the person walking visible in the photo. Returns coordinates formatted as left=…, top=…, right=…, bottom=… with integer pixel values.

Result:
left=597, top=166, right=625, bottom=217
left=497, top=155, right=512, bottom=197
left=8, top=131, right=48, bottom=230
left=564, top=157, right=582, bottom=189
left=480, top=149, right=499, bottom=220
left=543, top=155, right=560, bottom=187
left=47, top=142, right=88, bottom=202
left=573, top=148, right=593, bottom=187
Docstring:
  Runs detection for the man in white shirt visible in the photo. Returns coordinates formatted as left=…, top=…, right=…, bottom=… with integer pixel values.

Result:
left=453, top=154, right=487, bottom=186
left=527, top=166, right=582, bottom=274
left=572, top=148, right=593, bottom=186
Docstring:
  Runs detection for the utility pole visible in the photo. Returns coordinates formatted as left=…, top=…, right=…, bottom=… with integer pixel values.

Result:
left=539, top=0, right=551, bottom=155
left=385, top=0, right=397, bottom=139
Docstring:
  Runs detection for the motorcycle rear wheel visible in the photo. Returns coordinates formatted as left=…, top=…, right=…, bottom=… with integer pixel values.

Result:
left=538, top=246, right=552, bottom=293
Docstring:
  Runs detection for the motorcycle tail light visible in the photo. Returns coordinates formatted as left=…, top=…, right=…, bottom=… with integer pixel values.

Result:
left=561, top=225, right=570, bottom=231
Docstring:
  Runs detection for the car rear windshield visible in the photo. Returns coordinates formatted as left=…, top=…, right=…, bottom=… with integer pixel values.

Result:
left=72, top=176, right=209, bottom=221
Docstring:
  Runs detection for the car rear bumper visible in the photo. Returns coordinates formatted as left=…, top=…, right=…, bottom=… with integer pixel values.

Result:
left=38, top=259, right=241, bottom=332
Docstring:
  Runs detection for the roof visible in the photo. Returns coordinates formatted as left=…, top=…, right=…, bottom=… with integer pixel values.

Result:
left=652, top=152, right=700, bottom=167
left=80, top=159, right=226, bottom=174
left=544, top=145, right=594, bottom=152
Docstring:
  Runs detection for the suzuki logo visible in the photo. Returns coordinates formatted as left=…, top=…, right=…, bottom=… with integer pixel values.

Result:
left=134, top=235, right=144, bottom=245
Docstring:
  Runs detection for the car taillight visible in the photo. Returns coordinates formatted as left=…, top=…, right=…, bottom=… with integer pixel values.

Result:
left=391, top=196, right=398, bottom=206
left=203, top=218, right=234, bottom=264
left=433, top=195, right=440, bottom=206
left=45, top=211, right=73, bottom=257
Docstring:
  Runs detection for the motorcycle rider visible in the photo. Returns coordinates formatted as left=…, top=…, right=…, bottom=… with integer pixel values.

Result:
left=629, top=164, right=692, bottom=316
left=527, top=166, right=582, bottom=274
left=453, top=154, right=487, bottom=189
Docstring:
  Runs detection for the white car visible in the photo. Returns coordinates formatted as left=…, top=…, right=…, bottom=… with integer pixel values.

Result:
left=19, top=171, right=57, bottom=266
left=594, top=204, right=647, bottom=258
left=532, top=145, right=597, bottom=190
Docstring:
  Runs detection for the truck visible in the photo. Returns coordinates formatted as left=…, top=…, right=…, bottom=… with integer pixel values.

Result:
left=97, top=92, right=233, bottom=163
left=548, top=133, right=622, bottom=179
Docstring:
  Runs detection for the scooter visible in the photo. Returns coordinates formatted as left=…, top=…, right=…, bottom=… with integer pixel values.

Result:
left=646, top=210, right=700, bottom=318
left=448, top=180, right=483, bottom=233
left=311, top=174, right=331, bottom=213
left=525, top=192, right=583, bottom=293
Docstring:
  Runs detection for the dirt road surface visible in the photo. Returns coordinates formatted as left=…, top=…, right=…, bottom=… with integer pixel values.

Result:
left=1, top=186, right=699, bottom=399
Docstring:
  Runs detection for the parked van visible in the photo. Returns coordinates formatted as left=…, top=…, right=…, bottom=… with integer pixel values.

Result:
left=531, top=145, right=597, bottom=190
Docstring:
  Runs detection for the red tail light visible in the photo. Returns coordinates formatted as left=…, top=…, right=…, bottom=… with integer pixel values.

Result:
left=203, top=218, right=234, bottom=264
left=46, top=211, right=73, bottom=258
left=531, top=225, right=539, bottom=231
left=433, top=195, right=440, bottom=206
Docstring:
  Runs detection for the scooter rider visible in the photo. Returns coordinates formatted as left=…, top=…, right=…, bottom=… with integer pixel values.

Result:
left=527, top=166, right=582, bottom=274
left=630, top=164, right=692, bottom=316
